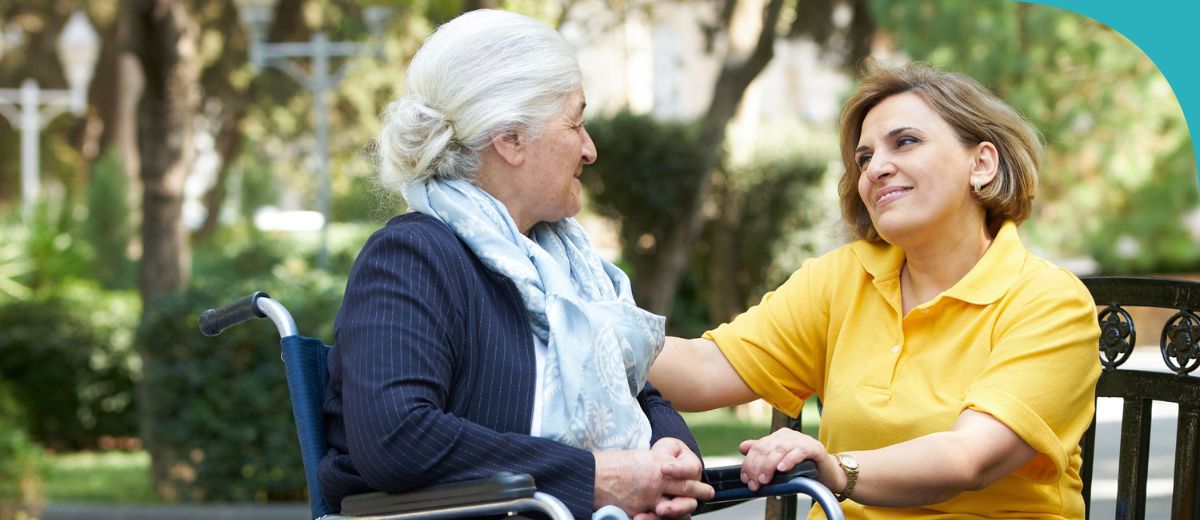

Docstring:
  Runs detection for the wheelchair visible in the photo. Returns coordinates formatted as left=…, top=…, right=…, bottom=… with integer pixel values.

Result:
left=200, top=291, right=845, bottom=520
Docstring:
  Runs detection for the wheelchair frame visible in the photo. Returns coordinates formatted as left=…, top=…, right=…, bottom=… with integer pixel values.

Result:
left=200, top=292, right=844, bottom=520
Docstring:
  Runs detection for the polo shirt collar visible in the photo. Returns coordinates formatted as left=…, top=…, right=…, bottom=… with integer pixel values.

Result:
left=850, top=220, right=1026, bottom=306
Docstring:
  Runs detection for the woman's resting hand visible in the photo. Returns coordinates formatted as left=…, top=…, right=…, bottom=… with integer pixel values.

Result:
left=738, top=428, right=843, bottom=494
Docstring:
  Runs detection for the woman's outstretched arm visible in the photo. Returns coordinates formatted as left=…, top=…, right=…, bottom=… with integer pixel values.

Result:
left=649, top=336, right=758, bottom=412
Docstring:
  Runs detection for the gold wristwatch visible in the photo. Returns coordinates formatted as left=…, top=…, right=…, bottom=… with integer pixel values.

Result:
left=834, top=453, right=859, bottom=502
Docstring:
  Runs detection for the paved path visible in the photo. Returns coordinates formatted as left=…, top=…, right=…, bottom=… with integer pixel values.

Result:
left=44, top=349, right=1180, bottom=519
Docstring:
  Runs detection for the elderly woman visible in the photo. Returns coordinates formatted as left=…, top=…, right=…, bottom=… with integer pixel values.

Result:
left=649, top=62, right=1101, bottom=518
left=317, top=10, right=712, bottom=520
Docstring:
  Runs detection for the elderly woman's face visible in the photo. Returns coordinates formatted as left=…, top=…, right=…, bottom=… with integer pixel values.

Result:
left=854, top=92, right=984, bottom=246
left=521, top=89, right=597, bottom=225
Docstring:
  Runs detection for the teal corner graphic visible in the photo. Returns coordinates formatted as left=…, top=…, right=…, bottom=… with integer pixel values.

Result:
left=1026, top=0, right=1200, bottom=191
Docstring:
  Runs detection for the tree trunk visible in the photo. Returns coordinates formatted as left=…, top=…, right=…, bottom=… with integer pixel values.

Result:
left=131, top=0, right=200, bottom=493
left=705, top=172, right=746, bottom=324
left=637, top=0, right=785, bottom=315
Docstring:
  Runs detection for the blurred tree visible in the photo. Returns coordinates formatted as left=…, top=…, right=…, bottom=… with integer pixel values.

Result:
left=870, top=0, right=1198, bottom=273
left=0, top=1, right=115, bottom=223
left=586, top=112, right=829, bottom=334
left=188, top=0, right=290, bottom=242
left=130, top=0, right=201, bottom=492
left=584, top=0, right=874, bottom=315
left=582, top=110, right=709, bottom=295
left=699, top=148, right=826, bottom=325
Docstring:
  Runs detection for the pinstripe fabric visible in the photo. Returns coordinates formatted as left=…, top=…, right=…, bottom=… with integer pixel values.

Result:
left=317, top=214, right=699, bottom=520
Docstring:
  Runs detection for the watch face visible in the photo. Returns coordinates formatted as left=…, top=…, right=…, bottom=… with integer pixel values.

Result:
left=840, top=454, right=859, bottom=470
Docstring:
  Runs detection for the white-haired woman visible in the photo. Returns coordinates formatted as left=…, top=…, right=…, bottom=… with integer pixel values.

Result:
left=317, top=10, right=712, bottom=520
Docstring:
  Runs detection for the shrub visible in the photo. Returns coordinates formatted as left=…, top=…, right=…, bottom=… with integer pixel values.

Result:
left=0, top=219, right=33, bottom=302
left=137, top=267, right=344, bottom=502
left=582, top=110, right=712, bottom=302
left=0, top=283, right=140, bottom=451
left=0, top=384, right=46, bottom=520
left=191, top=225, right=292, bottom=283
left=84, top=149, right=135, bottom=289
left=583, top=112, right=830, bottom=334
left=23, top=201, right=96, bottom=291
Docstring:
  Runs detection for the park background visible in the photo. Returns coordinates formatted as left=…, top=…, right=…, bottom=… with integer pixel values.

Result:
left=1, top=0, right=1197, bottom=517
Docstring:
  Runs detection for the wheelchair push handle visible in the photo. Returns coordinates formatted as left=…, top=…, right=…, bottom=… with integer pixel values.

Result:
left=199, top=291, right=271, bottom=336
left=199, top=291, right=299, bottom=338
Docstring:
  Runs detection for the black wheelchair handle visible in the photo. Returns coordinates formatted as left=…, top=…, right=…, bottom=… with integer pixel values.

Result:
left=199, top=291, right=270, bottom=337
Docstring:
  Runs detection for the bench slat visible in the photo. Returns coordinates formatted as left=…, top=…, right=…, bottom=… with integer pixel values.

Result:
left=1172, top=403, right=1200, bottom=520
left=766, top=409, right=803, bottom=520
left=1116, top=399, right=1153, bottom=520
left=1082, top=410, right=1098, bottom=518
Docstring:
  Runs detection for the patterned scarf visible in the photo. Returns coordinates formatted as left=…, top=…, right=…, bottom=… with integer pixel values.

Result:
left=404, top=178, right=665, bottom=450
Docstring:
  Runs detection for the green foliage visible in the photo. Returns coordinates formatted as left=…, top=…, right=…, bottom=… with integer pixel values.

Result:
left=582, top=110, right=713, bottom=285
left=0, top=401, right=45, bottom=520
left=192, top=225, right=294, bottom=283
left=584, top=112, right=829, bottom=335
left=1090, top=139, right=1200, bottom=273
left=0, top=221, right=34, bottom=302
left=0, top=283, right=140, bottom=451
left=671, top=149, right=827, bottom=337
left=871, top=0, right=1199, bottom=272
left=703, top=149, right=829, bottom=303
left=20, top=202, right=95, bottom=291
left=236, top=154, right=281, bottom=223
left=136, top=269, right=344, bottom=502
left=332, top=170, right=397, bottom=224
left=84, top=150, right=135, bottom=289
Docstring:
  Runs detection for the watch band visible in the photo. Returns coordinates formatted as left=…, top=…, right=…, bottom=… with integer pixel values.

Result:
left=834, top=453, right=859, bottom=502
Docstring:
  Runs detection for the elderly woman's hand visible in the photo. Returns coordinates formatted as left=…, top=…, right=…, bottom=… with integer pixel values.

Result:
left=739, top=429, right=844, bottom=493
left=594, top=438, right=714, bottom=518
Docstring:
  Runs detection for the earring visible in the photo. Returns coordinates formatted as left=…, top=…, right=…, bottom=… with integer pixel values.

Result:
left=972, top=178, right=982, bottom=193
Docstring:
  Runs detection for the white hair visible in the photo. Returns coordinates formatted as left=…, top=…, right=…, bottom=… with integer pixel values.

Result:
left=377, top=9, right=582, bottom=191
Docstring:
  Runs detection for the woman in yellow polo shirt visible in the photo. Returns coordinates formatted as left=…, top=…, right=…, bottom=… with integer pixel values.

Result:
left=649, top=62, right=1100, bottom=519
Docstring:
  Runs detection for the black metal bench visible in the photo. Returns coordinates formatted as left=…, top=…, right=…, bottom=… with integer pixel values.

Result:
left=764, top=275, right=1200, bottom=519
left=1082, top=276, right=1200, bottom=520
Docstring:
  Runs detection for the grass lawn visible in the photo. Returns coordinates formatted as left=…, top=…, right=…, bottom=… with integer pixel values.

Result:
left=43, top=450, right=157, bottom=503
left=683, top=397, right=821, bottom=457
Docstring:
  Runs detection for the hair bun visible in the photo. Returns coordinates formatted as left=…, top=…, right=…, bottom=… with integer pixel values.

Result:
left=374, top=9, right=581, bottom=196
left=377, top=96, right=465, bottom=190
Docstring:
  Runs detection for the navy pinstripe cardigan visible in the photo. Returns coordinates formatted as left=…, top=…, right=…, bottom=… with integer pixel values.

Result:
left=317, top=214, right=700, bottom=519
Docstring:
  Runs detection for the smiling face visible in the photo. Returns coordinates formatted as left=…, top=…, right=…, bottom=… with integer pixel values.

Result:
left=519, top=89, right=597, bottom=227
left=854, top=92, right=992, bottom=247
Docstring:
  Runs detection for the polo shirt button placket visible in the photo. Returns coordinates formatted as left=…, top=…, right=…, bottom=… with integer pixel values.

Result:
left=891, top=344, right=900, bottom=354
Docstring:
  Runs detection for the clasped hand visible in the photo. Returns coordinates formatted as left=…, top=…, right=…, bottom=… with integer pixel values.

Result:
left=595, top=437, right=714, bottom=519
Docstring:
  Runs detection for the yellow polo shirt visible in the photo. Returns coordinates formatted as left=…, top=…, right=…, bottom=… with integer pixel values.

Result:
left=705, top=221, right=1100, bottom=519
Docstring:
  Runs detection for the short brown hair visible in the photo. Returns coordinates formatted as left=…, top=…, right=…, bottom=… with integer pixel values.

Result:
left=837, top=62, right=1041, bottom=243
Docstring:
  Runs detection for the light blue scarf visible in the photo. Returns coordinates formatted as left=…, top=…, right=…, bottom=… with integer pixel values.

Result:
left=404, top=178, right=665, bottom=451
